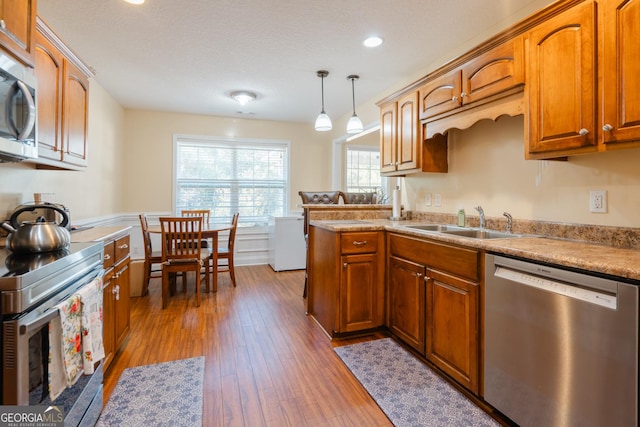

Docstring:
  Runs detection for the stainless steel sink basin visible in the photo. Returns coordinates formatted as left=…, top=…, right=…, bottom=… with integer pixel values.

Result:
left=441, top=229, right=522, bottom=239
left=405, top=224, right=465, bottom=232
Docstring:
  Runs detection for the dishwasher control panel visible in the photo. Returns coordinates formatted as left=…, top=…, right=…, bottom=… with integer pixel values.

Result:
left=495, top=266, right=617, bottom=309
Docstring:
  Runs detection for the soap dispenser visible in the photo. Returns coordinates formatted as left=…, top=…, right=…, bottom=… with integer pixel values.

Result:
left=457, top=209, right=466, bottom=227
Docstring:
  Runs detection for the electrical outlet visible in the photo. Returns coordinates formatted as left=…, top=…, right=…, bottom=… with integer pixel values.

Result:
left=424, top=193, right=432, bottom=206
left=434, top=193, right=442, bottom=207
left=589, top=190, right=607, bottom=213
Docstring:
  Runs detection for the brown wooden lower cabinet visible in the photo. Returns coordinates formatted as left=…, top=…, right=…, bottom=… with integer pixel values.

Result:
left=426, top=268, right=479, bottom=394
left=307, top=226, right=385, bottom=337
left=388, top=256, right=426, bottom=354
left=387, top=233, right=481, bottom=394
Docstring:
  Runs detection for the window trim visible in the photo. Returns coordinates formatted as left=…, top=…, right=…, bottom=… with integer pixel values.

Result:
left=172, top=133, right=291, bottom=224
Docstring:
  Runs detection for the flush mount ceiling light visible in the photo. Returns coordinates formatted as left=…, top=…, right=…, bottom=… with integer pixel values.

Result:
left=230, top=91, right=257, bottom=106
left=363, top=36, right=383, bottom=48
left=123, top=0, right=145, bottom=4
left=346, top=75, right=364, bottom=134
left=314, top=70, right=332, bottom=132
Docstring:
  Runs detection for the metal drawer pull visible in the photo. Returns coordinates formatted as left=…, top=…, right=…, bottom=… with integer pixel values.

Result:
left=118, top=243, right=129, bottom=249
left=352, top=240, right=368, bottom=246
left=579, top=128, right=589, bottom=136
left=104, top=254, right=111, bottom=260
left=602, top=124, right=613, bottom=132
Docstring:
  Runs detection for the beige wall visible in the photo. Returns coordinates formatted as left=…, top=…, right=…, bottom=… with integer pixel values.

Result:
left=404, top=115, right=640, bottom=227
left=0, top=81, right=126, bottom=222
left=122, top=110, right=332, bottom=214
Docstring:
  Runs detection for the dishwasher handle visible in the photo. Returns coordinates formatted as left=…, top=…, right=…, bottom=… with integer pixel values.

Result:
left=495, top=266, right=617, bottom=310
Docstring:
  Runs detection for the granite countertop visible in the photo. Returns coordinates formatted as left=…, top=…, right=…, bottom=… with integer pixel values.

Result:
left=311, top=219, right=640, bottom=281
left=70, top=225, right=132, bottom=243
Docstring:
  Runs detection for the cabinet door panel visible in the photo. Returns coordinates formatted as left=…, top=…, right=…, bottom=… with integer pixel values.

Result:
left=34, top=32, right=63, bottom=161
left=380, top=102, right=397, bottom=173
left=527, top=1, right=597, bottom=155
left=102, top=272, right=115, bottom=371
left=63, top=61, right=89, bottom=167
left=114, top=260, right=130, bottom=350
left=419, top=70, right=461, bottom=120
left=601, top=0, right=640, bottom=145
left=340, top=253, right=378, bottom=332
left=0, top=0, right=35, bottom=66
left=461, top=36, right=524, bottom=105
left=388, top=256, right=426, bottom=354
left=397, top=91, right=420, bottom=171
left=426, top=269, right=479, bottom=393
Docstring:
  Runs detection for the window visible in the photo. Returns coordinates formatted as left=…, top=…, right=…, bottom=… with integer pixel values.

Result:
left=345, top=146, right=381, bottom=193
left=174, top=135, right=289, bottom=225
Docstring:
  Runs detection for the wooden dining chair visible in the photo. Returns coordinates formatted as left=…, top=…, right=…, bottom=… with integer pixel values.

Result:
left=139, top=213, right=163, bottom=296
left=210, top=213, right=239, bottom=288
left=159, top=216, right=210, bottom=308
left=181, top=209, right=211, bottom=248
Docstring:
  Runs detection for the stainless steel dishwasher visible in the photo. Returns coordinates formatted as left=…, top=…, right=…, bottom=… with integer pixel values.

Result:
left=484, top=254, right=638, bottom=427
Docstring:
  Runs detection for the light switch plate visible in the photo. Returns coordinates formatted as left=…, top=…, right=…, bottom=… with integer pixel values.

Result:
left=424, top=193, right=432, bottom=206
left=434, top=193, right=442, bottom=207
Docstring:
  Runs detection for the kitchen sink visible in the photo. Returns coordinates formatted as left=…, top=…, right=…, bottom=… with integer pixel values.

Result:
left=405, top=224, right=465, bottom=232
left=441, top=229, right=522, bottom=239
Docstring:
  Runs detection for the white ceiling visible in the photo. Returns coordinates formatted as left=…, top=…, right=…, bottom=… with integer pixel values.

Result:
left=37, top=0, right=552, bottom=127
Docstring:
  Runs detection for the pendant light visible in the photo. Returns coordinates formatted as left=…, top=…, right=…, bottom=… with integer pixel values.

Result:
left=314, top=70, right=332, bottom=131
left=346, top=75, right=364, bottom=134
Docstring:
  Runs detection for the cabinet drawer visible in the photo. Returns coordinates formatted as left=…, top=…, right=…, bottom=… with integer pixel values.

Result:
left=114, top=234, right=130, bottom=263
left=341, top=232, right=379, bottom=254
left=103, top=240, right=115, bottom=269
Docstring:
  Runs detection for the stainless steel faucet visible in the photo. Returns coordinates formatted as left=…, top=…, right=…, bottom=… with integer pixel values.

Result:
left=475, top=206, right=485, bottom=229
left=503, top=212, right=513, bottom=233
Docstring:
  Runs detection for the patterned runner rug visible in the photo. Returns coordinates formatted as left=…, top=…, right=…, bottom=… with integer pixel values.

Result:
left=335, top=338, right=499, bottom=427
left=96, top=357, right=204, bottom=427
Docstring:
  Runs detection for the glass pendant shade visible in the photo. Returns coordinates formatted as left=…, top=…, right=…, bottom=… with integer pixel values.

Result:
left=315, top=112, right=333, bottom=131
left=346, top=75, right=363, bottom=134
left=315, top=70, right=332, bottom=131
left=346, top=114, right=364, bottom=134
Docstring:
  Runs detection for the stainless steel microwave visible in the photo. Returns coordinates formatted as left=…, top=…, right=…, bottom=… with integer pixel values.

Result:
left=0, top=52, right=37, bottom=162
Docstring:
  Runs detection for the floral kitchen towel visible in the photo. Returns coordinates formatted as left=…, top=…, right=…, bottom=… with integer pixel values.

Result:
left=48, top=293, right=84, bottom=400
left=78, top=276, right=105, bottom=374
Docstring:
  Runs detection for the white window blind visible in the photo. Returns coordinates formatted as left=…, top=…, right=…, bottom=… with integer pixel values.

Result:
left=345, top=146, right=381, bottom=193
left=175, top=136, right=289, bottom=225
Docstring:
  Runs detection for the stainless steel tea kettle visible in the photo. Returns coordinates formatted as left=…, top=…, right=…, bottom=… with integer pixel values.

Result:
left=1, top=205, right=71, bottom=253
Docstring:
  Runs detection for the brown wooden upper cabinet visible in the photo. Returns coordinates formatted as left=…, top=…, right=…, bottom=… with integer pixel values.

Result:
left=0, top=0, right=36, bottom=66
left=380, top=91, right=447, bottom=176
left=526, top=0, right=640, bottom=159
left=600, top=0, right=640, bottom=149
left=526, top=1, right=597, bottom=158
left=419, top=36, right=525, bottom=122
left=34, top=18, right=90, bottom=169
left=380, top=91, right=421, bottom=175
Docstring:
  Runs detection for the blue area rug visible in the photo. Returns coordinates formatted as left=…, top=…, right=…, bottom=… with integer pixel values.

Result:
left=96, top=357, right=204, bottom=427
left=335, top=338, right=499, bottom=427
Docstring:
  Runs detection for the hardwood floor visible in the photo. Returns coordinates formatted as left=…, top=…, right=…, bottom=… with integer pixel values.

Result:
left=104, top=265, right=392, bottom=426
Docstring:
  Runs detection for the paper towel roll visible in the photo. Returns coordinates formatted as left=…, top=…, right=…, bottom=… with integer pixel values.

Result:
left=392, top=188, right=401, bottom=219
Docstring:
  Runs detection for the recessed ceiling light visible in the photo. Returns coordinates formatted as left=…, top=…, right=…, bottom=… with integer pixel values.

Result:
left=363, top=36, right=383, bottom=48
left=124, top=0, right=145, bottom=4
left=230, top=91, right=257, bottom=105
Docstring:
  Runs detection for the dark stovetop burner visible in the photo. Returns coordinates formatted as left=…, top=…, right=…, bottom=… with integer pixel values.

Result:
left=0, top=243, right=95, bottom=278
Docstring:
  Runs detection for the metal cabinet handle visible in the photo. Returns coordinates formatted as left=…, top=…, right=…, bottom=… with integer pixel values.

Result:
left=0, top=20, right=5, bottom=31
left=416, top=272, right=423, bottom=278
left=343, top=262, right=348, bottom=268
left=451, top=95, right=458, bottom=102
left=460, top=92, right=467, bottom=98
left=114, top=284, right=120, bottom=300
left=352, top=240, right=367, bottom=246
left=104, top=254, right=111, bottom=260
left=579, top=128, right=589, bottom=136
left=118, top=243, right=129, bottom=249
left=602, top=124, right=613, bottom=132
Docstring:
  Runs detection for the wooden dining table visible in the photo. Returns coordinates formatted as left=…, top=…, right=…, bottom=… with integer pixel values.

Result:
left=148, top=223, right=232, bottom=293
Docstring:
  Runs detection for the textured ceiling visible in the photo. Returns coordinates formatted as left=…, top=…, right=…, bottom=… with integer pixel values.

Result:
left=37, top=0, right=552, bottom=127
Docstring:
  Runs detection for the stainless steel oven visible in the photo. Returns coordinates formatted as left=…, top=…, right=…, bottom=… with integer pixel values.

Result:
left=1, top=242, right=104, bottom=427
